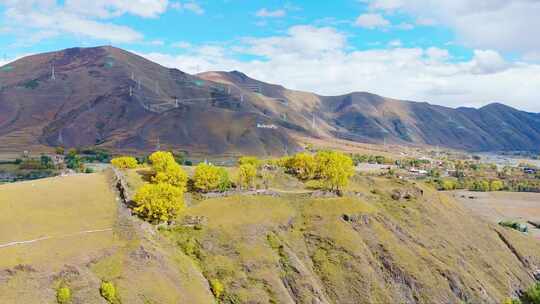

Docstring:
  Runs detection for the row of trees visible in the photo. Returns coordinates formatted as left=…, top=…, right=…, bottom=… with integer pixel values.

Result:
left=436, top=178, right=505, bottom=192
left=280, top=151, right=355, bottom=192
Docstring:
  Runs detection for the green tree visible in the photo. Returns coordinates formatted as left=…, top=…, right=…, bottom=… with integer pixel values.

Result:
left=522, top=283, right=540, bottom=304
left=133, top=183, right=185, bottom=223
left=65, top=150, right=82, bottom=171
left=314, top=151, right=355, bottom=192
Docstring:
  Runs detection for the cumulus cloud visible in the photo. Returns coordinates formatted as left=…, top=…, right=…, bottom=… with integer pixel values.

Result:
left=355, top=13, right=390, bottom=29
left=0, top=0, right=179, bottom=44
left=364, top=0, right=540, bottom=56
left=140, top=25, right=540, bottom=112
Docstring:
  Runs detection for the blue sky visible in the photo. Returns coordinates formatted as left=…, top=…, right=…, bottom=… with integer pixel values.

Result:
left=1, top=0, right=540, bottom=112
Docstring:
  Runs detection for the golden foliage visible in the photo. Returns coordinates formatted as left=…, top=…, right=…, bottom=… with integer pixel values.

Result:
left=133, top=182, right=185, bottom=223
left=111, top=156, right=138, bottom=169
left=193, top=163, right=221, bottom=192
left=314, top=151, right=355, bottom=191
left=237, top=164, right=257, bottom=189
left=238, top=156, right=260, bottom=168
left=149, top=151, right=188, bottom=190
left=284, top=152, right=317, bottom=180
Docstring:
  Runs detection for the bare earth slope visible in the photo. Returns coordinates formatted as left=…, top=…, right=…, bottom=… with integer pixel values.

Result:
left=1, top=46, right=539, bottom=156
left=0, top=46, right=298, bottom=156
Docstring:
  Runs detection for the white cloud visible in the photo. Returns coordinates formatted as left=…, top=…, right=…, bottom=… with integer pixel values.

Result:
left=240, top=25, right=346, bottom=58
left=63, top=0, right=170, bottom=18
left=140, top=25, right=540, bottom=112
left=0, top=0, right=155, bottom=43
left=255, top=8, right=286, bottom=18
left=388, top=39, right=402, bottom=47
left=365, top=0, right=540, bottom=56
left=355, top=13, right=390, bottom=29
left=467, top=50, right=509, bottom=75
left=171, top=41, right=192, bottom=48
left=171, top=1, right=204, bottom=15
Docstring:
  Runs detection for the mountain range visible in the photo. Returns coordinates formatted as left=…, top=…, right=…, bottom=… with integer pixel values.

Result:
left=1, top=46, right=539, bottom=156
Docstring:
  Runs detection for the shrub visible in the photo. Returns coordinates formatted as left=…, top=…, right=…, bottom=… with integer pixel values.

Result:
left=502, top=298, right=522, bottom=304
left=100, top=281, right=119, bottom=304
left=314, top=151, right=355, bottom=192
left=210, top=278, right=225, bottom=299
left=522, top=283, right=540, bottom=304
left=55, top=146, right=65, bottom=155
left=110, top=156, right=138, bottom=169
left=56, top=286, right=71, bottom=304
left=238, top=164, right=257, bottom=189
left=498, top=220, right=528, bottom=233
left=490, top=180, right=504, bottom=191
left=193, top=163, right=221, bottom=192
left=133, top=183, right=185, bottom=223
left=238, top=156, right=260, bottom=168
left=469, top=180, right=490, bottom=192
left=85, top=167, right=95, bottom=174
left=439, top=179, right=458, bottom=191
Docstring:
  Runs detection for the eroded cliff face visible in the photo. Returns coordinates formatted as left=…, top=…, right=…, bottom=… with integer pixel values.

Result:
left=163, top=177, right=540, bottom=304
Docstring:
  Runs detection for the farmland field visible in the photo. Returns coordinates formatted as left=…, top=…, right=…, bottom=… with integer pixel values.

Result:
left=452, top=190, right=540, bottom=239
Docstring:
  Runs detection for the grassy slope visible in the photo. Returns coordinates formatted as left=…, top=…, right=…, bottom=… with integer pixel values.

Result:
left=0, top=173, right=117, bottom=269
left=2, top=169, right=540, bottom=303
left=160, top=175, right=540, bottom=304
left=0, top=171, right=214, bottom=304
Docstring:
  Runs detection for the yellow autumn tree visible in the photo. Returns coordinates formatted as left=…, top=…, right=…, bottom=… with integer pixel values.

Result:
left=314, top=151, right=355, bottom=192
left=285, top=152, right=317, bottom=180
left=111, top=156, right=138, bottom=169
left=133, top=182, right=185, bottom=223
left=149, top=151, right=188, bottom=190
left=238, top=156, right=260, bottom=168
left=237, top=163, right=257, bottom=189
left=193, top=163, right=221, bottom=192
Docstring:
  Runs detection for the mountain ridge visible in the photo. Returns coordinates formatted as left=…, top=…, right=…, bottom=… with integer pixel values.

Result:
left=0, top=46, right=539, bottom=155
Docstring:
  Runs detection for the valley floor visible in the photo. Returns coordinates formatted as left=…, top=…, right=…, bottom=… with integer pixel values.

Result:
left=452, top=191, right=540, bottom=239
